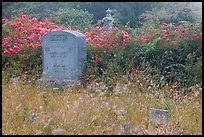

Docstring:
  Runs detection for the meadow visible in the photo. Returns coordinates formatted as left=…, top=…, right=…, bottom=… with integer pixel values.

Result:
left=2, top=72, right=202, bottom=135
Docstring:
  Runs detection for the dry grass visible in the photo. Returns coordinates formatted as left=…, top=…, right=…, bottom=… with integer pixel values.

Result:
left=2, top=78, right=202, bottom=135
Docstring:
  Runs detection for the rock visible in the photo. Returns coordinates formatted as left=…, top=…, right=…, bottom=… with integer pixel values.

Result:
left=52, top=128, right=66, bottom=135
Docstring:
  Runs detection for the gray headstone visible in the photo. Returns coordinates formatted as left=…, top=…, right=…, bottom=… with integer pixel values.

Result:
left=41, top=30, right=86, bottom=86
left=102, top=8, right=114, bottom=31
left=120, top=124, right=134, bottom=135
left=149, top=108, right=169, bottom=125
left=52, top=128, right=66, bottom=135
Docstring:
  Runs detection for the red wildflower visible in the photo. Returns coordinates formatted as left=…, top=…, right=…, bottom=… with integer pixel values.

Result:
left=13, top=45, right=19, bottom=50
left=18, top=21, right=23, bottom=26
left=2, top=18, right=8, bottom=23
left=162, top=32, right=169, bottom=38
left=161, top=23, right=168, bottom=30
left=21, top=15, right=27, bottom=21
left=4, top=49, right=10, bottom=55
left=31, top=17, right=37, bottom=23
left=194, top=34, right=200, bottom=39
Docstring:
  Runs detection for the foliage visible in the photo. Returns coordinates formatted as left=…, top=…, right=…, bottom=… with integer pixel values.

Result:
left=111, top=2, right=160, bottom=28
left=2, top=12, right=202, bottom=88
left=49, top=8, right=93, bottom=30
left=139, top=2, right=202, bottom=27
left=2, top=2, right=93, bottom=31
left=2, top=14, right=74, bottom=80
left=131, top=21, right=202, bottom=87
left=2, top=2, right=162, bottom=28
left=84, top=26, right=131, bottom=88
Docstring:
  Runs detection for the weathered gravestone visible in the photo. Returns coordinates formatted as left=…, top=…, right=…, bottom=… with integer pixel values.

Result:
left=41, top=30, right=86, bottom=86
left=102, top=8, right=114, bottom=31
left=120, top=124, right=134, bottom=135
left=149, top=108, right=169, bottom=125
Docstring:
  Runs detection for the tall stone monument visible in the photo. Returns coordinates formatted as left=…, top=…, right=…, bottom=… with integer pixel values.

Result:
left=41, top=30, right=86, bottom=86
left=102, top=8, right=114, bottom=31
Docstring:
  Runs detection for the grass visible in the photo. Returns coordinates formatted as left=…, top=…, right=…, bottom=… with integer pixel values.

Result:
left=2, top=71, right=202, bottom=135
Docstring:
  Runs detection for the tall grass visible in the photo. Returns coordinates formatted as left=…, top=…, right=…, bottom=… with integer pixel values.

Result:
left=2, top=72, right=202, bottom=135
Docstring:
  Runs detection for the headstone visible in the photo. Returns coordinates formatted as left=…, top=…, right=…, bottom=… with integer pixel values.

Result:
left=102, top=8, right=114, bottom=31
left=41, top=30, right=86, bottom=86
left=52, top=128, right=66, bottom=135
left=149, top=108, right=169, bottom=125
left=120, top=124, right=134, bottom=135
left=137, top=128, right=157, bottom=135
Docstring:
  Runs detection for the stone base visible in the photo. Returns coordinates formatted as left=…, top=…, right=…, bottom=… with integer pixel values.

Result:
left=36, top=78, right=81, bottom=89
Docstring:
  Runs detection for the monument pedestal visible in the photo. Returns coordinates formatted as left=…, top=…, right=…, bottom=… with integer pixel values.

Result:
left=36, top=78, right=82, bottom=88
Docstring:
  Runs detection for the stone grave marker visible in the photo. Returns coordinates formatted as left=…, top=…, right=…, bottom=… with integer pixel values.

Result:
left=120, top=124, right=134, bottom=135
left=149, top=108, right=169, bottom=125
left=41, top=30, right=86, bottom=86
left=102, top=8, right=114, bottom=31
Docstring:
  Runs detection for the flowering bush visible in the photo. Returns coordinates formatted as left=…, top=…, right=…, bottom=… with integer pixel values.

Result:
left=132, top=22, right=202, bottom=87
left=84, top=26, right=131, bottom=69
left=2, top=13, right=202, bottom=88
left=49, top=8, right=93, bottom=30
left=82, top=25, right=133, bottom=87
left=2, top=14, right=72, bottom=80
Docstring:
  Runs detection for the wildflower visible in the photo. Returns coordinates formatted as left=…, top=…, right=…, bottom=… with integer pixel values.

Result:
left=96, top=44, right=100, bottom=48
left=162, top=31, right=169, bottom=38
left=86, top=38, right=91, bottom=43
left=21, top=15, right=27, bottom=21
left=122, top=31, right=129, bottom=39
left=2, top=18, right=8, bottom=23
left=96, top=26, right=100, bottom=30
left=23, top=30, right=28, bottom=34
left=174, top=24, right=183, bottom=31
left=95, top=55, right=102, bottom=63
left=14, top=35, right=19, bottom=41
left=18, top=21, right=23, bottom=26
left=4, top=49, right=10, bottom=55
left=57, top=12, right=62, bottom=16
left=35, top=42, right=41, bottom=48
left=28, top=43, right=34, bottom=48
left=13, top=45, right=19, bottom=50
left=31, top=17, right=37, bottom=23
left=161, top=22, right=168, bottom=29
left=194, top=34, right=200, bottom=39
left=28, top=34, right=35, bottom=41
left=139, top=37, right=146, bottom=43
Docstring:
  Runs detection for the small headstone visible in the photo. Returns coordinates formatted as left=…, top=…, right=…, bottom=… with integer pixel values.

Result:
left=41, top=30, right=86, bottom=86
left=120, top=124, right=134, bottom=135
left=149, top=108, right=169, bottom=125
left=52, top=128, right=66, bottom=135
left=137, top=128, right=157, bottom=135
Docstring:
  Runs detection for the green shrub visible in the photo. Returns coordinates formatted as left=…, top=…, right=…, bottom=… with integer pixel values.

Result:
left=137, top=39, right=202, bottom=87
left=49, top=8, right=93, bottom=30
left=2, top=2, right=93, bottom=31
left=139, top=2, right=201, bottom=27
